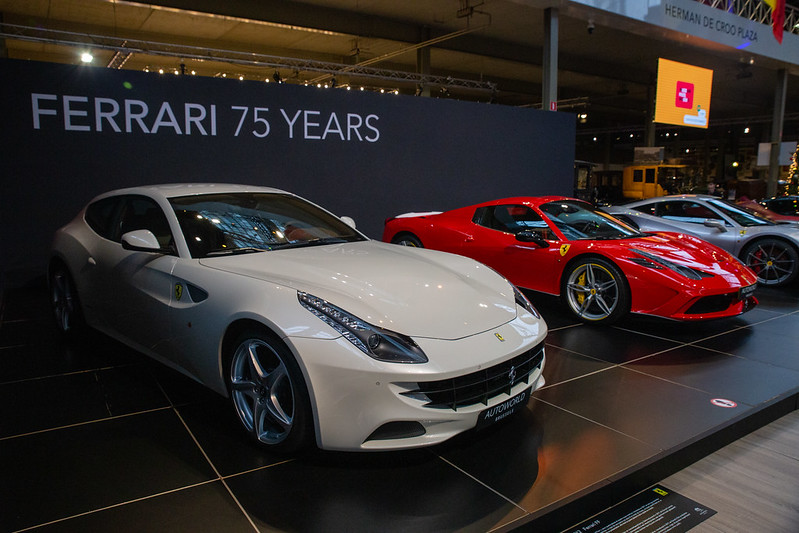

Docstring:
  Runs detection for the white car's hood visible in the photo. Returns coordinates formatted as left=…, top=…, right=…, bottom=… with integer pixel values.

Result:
left=199, top=241, right=518, bottom=340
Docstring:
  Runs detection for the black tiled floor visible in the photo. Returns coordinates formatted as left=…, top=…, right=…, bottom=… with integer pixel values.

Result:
left=437, top=400, right=659, bottom=519
left=534, top=365, right=745, bottom=450
left=626, top=345, right=799, bottom=408
left=0, top=282, right=797, bottom=532
left=226, top=450, right=529, bottom=532
left=0, top=409, right=218, bottom=532
left=544, top=325, right=681, bottom=364
left=32, top=482, right=255, bottom=533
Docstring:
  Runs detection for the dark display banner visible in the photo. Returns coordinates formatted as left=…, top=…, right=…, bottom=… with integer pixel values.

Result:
left=0, top=58, right=574, bottom=285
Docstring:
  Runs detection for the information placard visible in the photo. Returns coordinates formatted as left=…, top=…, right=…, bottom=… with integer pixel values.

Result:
left=567, top=485, right=716, bottom=533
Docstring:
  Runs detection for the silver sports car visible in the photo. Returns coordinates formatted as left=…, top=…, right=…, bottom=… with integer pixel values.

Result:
left=48, top=184, right=547, bottom=452
left=607, top=194, right=799, bottom=286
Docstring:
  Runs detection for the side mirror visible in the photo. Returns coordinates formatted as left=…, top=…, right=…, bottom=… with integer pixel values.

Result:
left=340, top=216, right=357, bottom=229
left=121, top=230, right=166, bottom=253
left=703, top=219, right=727, bottom=232
left=515, top=230, right=550, bottom=248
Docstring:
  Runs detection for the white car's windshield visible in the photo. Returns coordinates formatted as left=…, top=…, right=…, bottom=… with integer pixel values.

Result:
left=169, top=192, right=365, bottom=258
left=540, top=200, right=641, bottom=240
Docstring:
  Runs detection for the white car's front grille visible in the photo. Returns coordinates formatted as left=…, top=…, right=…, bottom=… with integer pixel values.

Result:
left=401, top=341, right=545, bottom=410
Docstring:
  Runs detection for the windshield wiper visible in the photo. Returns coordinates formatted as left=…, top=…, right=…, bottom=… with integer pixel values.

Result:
left=589, top=233, right=642, bottom=240
left=271, top=237, right=356, bottom=249
left=205, top=247, right=270, bottom=256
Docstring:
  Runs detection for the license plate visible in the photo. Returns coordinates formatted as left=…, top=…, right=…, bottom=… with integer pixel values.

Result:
left=739, top=283, right=756, bottom=299
left=476, top=387, right=531, bottom=430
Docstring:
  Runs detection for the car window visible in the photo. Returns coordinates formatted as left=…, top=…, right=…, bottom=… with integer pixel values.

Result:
left=780, top=199, right=797, bottom=215
left=84, top=196, right=122, bottom=240
left=169, top=192, right=365, bottom=258
left=118, top=196, right=175, bottom=249
left=654, top=201, right=726, bottom=225
left=764, top=197, right=798, bottom=216
left=632, top=202, right=657, bottom=216
left=769, top=199, right=788, bottom=215
left=540, top=200, right=639, bottom=240
left=473, top=205, right=552, bottom=238
left=707, top=198, right=773, bottom=227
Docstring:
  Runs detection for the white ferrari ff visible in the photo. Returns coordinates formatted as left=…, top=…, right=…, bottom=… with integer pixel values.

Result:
left=49, top=184, right=547, bottom=452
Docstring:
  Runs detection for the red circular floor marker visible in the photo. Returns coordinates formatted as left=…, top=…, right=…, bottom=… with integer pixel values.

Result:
left=711, top=398, right=738, bottom=408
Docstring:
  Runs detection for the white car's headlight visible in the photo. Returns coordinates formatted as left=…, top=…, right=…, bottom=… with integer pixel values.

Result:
left=298, top=292, right=428, bottom=364
left=513, top=284, right=541, bottom=319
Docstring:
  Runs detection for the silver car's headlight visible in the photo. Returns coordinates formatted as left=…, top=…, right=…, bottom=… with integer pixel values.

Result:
left=298, top=291, right=428, bottom=364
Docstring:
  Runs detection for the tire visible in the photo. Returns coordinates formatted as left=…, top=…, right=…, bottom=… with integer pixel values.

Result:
left=49, top=262, right=84, bottom=336
left=391, top=233, right=423, bottom=247
left=227, top=329, right=312, bottom=452
left=561, top=257, right=629, bottom=325
left=741, top=238, right=799, bottom=287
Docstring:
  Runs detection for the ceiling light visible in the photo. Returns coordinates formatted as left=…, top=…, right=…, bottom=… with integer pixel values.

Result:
left=80, top=52, right=93, bottom=63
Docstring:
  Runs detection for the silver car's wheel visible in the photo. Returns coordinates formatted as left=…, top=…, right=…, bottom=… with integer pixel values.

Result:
left=228, top=330, right=310, bottom=451
left=742, top=238, right=799, bottom=287
left=49, top=264, right=82, bottom=334
left=391, top=233, right=423, bottom=247
left=562, top=257, right=629, bottom=324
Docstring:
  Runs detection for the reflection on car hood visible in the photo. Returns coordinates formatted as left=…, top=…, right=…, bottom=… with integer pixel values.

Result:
left=199, top=241, right=518, bottom=339
left=625, top=233, right=752, bottom=279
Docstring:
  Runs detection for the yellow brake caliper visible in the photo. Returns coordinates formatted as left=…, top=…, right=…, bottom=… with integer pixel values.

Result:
left=577, top=271, right=587, bottom=306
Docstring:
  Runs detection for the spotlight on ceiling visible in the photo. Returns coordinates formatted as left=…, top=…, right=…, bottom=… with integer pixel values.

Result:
left=80, top=52, right=93, bottom=63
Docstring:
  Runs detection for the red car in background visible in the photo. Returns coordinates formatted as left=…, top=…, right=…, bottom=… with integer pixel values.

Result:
left=383, top=197, right=758, bottom=325
left=737, top=196, right=799, bottom=223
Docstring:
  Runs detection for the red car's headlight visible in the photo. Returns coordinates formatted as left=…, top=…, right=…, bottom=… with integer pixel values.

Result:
left=629, top=248, right=714, bottom=280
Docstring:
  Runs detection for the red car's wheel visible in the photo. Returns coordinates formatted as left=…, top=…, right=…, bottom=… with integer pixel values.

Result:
left=391, top=233, right=423, bottom=247
left=562, top=257, right=629, bottom=325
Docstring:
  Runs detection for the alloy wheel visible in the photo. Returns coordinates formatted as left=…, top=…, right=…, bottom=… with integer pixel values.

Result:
left=565, top=262, right=620, bottom=321
left=230, top=337, right=296, bottom=445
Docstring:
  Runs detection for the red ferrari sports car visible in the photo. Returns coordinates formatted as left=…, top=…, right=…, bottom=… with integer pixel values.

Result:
left=383, top=197, right=758, bottom=324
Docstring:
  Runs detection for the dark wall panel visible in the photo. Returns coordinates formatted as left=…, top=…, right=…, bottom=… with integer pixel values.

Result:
left=0, top=58, right=575, bottom=286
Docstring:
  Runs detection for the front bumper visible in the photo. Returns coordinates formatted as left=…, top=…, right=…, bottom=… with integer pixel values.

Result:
left=625, top=261, right=759, bottom=321
left=288, top=315, right=547, bottom=451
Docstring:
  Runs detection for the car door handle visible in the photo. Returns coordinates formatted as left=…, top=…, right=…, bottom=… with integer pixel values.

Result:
left=464, top=236, right=474, bottom=242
